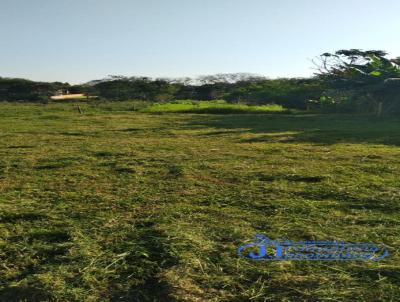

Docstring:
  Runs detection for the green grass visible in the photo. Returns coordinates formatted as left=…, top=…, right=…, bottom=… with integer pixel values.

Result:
left=140, top=100, right=286, bottom=114
left=0, top=101, right=399, bottom=301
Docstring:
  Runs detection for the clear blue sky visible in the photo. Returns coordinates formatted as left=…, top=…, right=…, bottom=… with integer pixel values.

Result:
left=1, top=0, right=400, bottom=84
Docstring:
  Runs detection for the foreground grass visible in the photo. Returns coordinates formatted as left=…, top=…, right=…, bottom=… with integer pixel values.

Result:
left=140, top=100, right=285, bottom=114
left=0, top=102, right=399, bottom=301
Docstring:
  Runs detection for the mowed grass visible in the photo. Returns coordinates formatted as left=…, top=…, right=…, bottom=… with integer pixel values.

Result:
left=141, top=100, right=286, bottom=114
left=0, top=101, right=399, bottom=301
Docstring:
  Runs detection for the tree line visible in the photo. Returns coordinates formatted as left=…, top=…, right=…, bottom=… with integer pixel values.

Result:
left=1, top=49, right=399, bottom=115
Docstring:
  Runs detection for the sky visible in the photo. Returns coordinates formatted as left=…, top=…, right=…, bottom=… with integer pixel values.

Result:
left=1, top=0, right=400, bottom=84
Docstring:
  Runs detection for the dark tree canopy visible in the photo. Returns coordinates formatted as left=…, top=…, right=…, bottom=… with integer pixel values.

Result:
left=0, top=77, right=68, bottom=102
left=314, top=49, right=400, bottom=114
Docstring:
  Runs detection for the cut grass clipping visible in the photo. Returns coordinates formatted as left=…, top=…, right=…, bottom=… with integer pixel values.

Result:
left=0, top=101, right=399, bottom=301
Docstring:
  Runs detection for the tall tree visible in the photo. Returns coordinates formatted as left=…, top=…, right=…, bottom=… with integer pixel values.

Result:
left=315, top=49, right=400, bottom=115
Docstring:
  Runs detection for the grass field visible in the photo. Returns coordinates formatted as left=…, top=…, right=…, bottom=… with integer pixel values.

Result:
left=140, top=100, right=286, bottom=114
left=0, top=102, right=399, bottom=301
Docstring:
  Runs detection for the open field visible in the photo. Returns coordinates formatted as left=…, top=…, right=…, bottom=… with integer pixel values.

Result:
left=140, top=100, right=285, bottom=114
left=0, top=102, right=399, bottom=301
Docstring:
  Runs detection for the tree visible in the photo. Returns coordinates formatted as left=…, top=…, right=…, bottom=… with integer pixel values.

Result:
left=0, top=77, right=68, bottom=102
left=315, top=49, right=400, bottom=115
